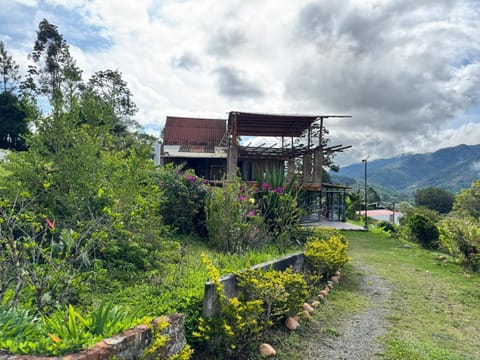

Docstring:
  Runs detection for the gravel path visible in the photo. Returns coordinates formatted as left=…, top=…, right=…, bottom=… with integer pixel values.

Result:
left=306, top=263, right=394, bottom=360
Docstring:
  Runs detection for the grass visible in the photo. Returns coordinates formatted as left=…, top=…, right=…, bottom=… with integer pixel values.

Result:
left=260, top=228, right=480, bottom=360
left=346, top=229, right=480, bottom=359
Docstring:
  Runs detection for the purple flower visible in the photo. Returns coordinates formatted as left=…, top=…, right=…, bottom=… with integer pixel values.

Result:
left=246, top=211, right=255, bottom=217
left=262, top=182, right=269, bottom=190
left=238, top=196, right=246, bottom=202
left=277, top=186, right=283, bottom=194
left=186, top=175, right=196, bottom=182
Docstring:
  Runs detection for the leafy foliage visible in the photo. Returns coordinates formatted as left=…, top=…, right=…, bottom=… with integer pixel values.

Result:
left=205, top=179, right=267, bottom=253
left=406, top=213, right=439, bottom=249
left=415, top=187, right=454, bottom=214
left=452, top=180, right=480, bottom=220
left=159, top=164, right=209, bottom=237
left=0, top=302, right=141, bottom=355
left=193, top=254, right=264, bottom=359
left=255, top=171, right=305, bottom=248
left=236, top=266, right=308, bottom=328
left=0, top=41, right=21, bottom=92
left=0, top=92, right=29, bottom=150
left=438, top=216, right=480, bottom=271
left=304, top=228, right=350, bottom=277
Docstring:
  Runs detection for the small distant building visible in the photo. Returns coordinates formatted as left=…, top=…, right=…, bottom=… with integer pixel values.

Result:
left=160, top=111, right=352, bottom=221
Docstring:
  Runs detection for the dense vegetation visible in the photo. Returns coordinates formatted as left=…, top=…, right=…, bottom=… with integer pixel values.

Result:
left=0, top=20, right=350, bottom=359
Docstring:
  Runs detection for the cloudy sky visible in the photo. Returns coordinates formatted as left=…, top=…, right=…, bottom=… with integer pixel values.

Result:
left=1, top=0, right=480, bottom=166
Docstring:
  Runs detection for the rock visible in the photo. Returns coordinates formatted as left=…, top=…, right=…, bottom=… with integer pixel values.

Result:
left=319, top=289, right=328, bottom=297
left=285, top=316, right=300, bottom=330
left=327, top=283, right=334, bottom=289
left=317, top=294, right=325, bottom=301
left=324, top=286, right=330, bottom=293
left=331, top=275, right=340, bottom=284
left=259, top=343, right=277, bottom=357
left=292, top=314, right=301, bottom=322
left=439, top=255, right=447, bottom=261
left=335, top=270, right=341, bottom=276
left=311, top=300, right=321, bottom=308
left=300, top=310, right=311, bottom=320
left=303, top=302, right=314, bottom=313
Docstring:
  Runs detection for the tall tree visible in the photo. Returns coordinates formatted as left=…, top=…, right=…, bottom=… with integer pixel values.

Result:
left=453, top=180, right=480, bottom=219
left=415, top=187, right=454, bottom=214
left=23, top=19, right=82, bottom=106
left=0, top=92, right=29, bottom=150
left=82, top=69, right=139, bottom=134
left=0, top=41, right=20, bottom=93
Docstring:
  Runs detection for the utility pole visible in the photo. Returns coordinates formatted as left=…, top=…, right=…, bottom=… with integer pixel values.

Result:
left=362, top=158, right=368, bottom=230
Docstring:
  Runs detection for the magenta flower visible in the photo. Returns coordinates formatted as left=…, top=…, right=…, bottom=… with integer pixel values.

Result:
left=277, top=186, right=283, bottom=194
left=186, top=175, right=196, bottom=182
left=238, top=196, right=246, bottom=202
left=262, top=182, right=269, bottom=190
left=246, top=211, right=255, bottom=217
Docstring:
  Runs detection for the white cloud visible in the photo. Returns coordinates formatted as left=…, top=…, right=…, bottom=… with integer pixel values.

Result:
left=3, top=0, right=480, bottom=165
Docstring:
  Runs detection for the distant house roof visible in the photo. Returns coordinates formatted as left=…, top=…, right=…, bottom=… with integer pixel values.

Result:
left=228, top=111, right=350, bottom=137
left=163, top=116, right=226, bottom=150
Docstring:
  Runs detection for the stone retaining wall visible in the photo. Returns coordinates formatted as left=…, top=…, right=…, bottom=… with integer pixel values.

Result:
left=202, top=251, right=305, bottom=317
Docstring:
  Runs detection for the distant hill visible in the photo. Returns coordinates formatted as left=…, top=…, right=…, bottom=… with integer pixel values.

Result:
left=331, top=144, right=480, bottom=197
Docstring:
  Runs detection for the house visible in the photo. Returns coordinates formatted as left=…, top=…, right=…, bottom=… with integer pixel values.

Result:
left=160, top=111, right=351, bottom=221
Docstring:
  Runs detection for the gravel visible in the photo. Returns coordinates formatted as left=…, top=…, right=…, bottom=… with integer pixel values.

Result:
left=306, top=263, right=394, bottom=360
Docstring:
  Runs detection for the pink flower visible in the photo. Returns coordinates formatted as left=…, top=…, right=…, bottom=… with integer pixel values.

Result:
left=262, top=182, right=269, bottom=190
left=277, top=186, right=283, bottom=194
left=46, top=218, right=55, bottom=230
left=238, top=196, right=247, bottom=202
left=186, top=175, right=196, bottom=182
left=246, top=211, right=255, bottom=217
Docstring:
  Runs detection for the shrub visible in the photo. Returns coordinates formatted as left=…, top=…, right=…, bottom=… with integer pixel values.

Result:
left=235, top=266, right=308, bottom=329
left=304, top=229, right=350, bottom=277
left=205, top=179, right=267, bottom=253
left=193, top=254, right=264, bottom=359
left=158, top=164, right=209, bottom=237
left=407, top=213, right=439, bottom=249
left=377, top=220, right=397, bottom=233
left=438, top=216, right=480, bottom=271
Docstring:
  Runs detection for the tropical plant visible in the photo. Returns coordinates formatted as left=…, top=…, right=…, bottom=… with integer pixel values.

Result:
left=205, top=178, right=266, bottom=253
left=255, top=170, right=305, bottom=247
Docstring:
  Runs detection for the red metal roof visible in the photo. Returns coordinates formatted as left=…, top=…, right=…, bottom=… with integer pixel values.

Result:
left=163, top=116, right=226, bottom=147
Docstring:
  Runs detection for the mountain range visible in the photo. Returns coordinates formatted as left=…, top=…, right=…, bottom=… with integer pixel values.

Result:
left=331, top=144, right=480, bottom=199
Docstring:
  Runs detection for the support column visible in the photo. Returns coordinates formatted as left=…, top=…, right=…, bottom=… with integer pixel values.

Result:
left=287, top=157, right=296, bottom=183
left=227, top=145, right=238, bottom=180
left=303, top=153, right=312, bottom=184
left=312, top=148, right=323, bottom=185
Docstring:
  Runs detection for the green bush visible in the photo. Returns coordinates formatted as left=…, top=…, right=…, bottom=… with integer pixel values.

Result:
left=377, top=220, right=397, bottom=233
left=407, top=213, right=439, bottom=249
left=193, top=254, right=264, bottom=359
left=438, top=216, right=480, bottom=271
left=158, top=164, right=209, bottom=237
left=304, top=229, right=350, bottom=277
left=205, top=179, right=268, bottom=253
left=236, top=266, right=308, bottom=328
